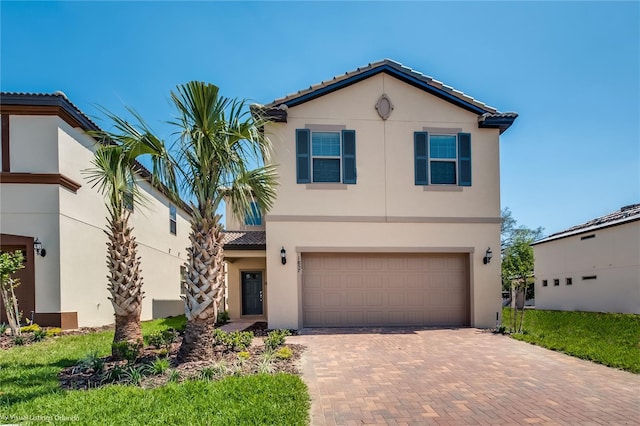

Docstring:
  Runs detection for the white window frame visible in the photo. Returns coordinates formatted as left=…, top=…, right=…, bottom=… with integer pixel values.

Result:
left=428, top=133, right=458, bottom=185
left=311, top=131, right=342, bottom=183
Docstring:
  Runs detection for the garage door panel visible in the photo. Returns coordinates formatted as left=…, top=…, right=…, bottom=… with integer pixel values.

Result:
left=302, top=253, right=469, bottom=327
left=346, top=293, right=365, bottom=306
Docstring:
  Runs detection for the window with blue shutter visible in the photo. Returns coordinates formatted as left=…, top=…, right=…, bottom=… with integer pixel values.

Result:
left=296, top=129, right=311, bottom=183
left=458, top=133, right=471, bottom=186
left=342, top=129, right=356, bottom=184
left=414, top=131, right=471, bottom=186
left=296, top=128, right=357, bottom=184
left=414, top=132, right=428, bottom=185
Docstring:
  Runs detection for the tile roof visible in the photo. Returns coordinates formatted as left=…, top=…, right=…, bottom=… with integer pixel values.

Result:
left=0, top=91, right=193, bottom=215
left=532, top=203, right=640, bottom=245
left=254, top=59, right=517, bottom=133
left=222, top=230, right=266, bottom=249
left=265, top=59, right=501, bottom=113
left=1, top=91, right=102, bottom=130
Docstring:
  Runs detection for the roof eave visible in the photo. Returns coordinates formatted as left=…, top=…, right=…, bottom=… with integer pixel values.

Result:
left=478, top=115, right=518, bottom=134
left=266, top=64, right=491, bottom=116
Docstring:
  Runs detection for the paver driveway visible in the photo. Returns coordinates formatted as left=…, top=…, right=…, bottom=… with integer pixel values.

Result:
left=289, top=328, right=639, bottom=425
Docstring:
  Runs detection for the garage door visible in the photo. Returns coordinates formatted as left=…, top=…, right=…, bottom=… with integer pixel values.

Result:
left=302, top=253, right=469, bottom=327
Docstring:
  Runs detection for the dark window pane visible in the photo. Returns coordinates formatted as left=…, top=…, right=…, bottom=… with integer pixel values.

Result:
left=431, top=161, right=456, bottom=184
left=313, top=158, right=340, bottom=182
left=430, top=135, right=456, bottom=159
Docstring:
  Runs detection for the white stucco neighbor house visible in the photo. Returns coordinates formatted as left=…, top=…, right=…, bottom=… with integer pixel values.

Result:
left=532, top=204, right=640, bottom=315
left=0, top=92, right=191, bottom=329
left=222, top=59, right=518, bottom=329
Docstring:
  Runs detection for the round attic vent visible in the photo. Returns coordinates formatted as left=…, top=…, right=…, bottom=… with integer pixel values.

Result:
left=375, top=93, right=394, bottom=120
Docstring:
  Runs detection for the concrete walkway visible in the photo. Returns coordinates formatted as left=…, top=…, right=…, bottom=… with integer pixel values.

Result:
left=289, top=328, right=640, bottom=425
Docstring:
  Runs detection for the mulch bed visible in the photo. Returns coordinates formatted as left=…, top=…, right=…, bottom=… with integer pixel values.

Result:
left=3, top=321, right=305, bottom=391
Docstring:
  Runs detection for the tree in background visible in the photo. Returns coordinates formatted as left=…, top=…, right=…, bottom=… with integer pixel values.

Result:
left=501, top=208, right=544, bottom=332
left=0, top=250, right=24, bottom=336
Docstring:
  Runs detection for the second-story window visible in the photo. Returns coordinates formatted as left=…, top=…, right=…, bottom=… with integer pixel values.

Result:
left=169, top=204, right=177, bottom=235
left=296, top=128, right=356, bottom=184
left=244, top=201, right=262, bottom=226
left=414, top=131, right=471, bottom=186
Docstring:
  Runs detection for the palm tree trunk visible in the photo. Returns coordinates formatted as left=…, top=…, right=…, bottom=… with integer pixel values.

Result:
left=178, top=216, right=225, bottom=362
left=106, top=212, right=143, bottom=356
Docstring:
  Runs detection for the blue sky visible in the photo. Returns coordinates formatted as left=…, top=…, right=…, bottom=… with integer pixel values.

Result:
left=2, top=1, right=638, bottom=235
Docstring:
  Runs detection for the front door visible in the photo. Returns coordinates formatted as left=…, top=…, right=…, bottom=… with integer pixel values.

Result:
left=242, top=272, right=263, bottom=315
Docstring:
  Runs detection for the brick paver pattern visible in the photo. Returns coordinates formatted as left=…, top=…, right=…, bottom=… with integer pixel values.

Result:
left=289, top=328, right=639, bottom=425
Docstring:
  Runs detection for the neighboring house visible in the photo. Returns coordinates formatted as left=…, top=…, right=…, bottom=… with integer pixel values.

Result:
left=223, top=59, right=517, bottom=329
left=532, top=204, right=640, bottom=315
left=0, top=92, right=191, bottom=329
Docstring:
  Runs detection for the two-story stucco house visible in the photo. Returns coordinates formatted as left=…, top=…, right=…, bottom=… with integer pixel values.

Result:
left=532, top=204, right=640, bottom=314
left=0, top=92, right=191, bottom=329
left=223, top=59, right=517, bottom=329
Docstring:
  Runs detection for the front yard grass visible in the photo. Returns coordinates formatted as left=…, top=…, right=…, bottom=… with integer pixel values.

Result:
left=0, top=318, right=309, bottom=425
left=502, top=308, right=640, bottom=373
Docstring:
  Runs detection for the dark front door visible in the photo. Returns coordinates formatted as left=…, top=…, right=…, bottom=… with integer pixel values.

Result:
left=242, top=272, right=263, bottom=315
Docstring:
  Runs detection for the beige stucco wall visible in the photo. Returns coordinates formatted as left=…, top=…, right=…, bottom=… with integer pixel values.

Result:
left=534, top=221, right=640, bottom=314
left=224, top=252, right=266, bottom=320
left=0, top=184, right=62, bottom=314
left=265, top=74, right=501, bottom=219
left=259, top=73, right=503, bottom=329
left=1, top=115, right=191, bottom=327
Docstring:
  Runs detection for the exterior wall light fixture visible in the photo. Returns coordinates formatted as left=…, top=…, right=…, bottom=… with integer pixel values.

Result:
left=34, top=238, right=46, bottom=257
left=280, top=247, right=287, bottom=265
left=483, top=247, right=492, bottom=264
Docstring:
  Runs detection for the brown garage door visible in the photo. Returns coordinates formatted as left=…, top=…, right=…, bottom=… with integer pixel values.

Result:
left=302, top=253, right=469, bottom=327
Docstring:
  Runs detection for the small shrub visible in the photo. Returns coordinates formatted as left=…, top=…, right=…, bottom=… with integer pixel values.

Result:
left=216, top=310, right=230, bottom=326
left=13, top=335, right=25, bottom=346
left=148, top=358, right=170, bottom=375
left=77, top=350, right=105, bottom=373
left=238, top=351, right=250, bottom=361
left=122, top=365, right=146, bottom=386
left=199, top=367, right=216, bottom=381
left=46, top=327, right=62, bottom=337
left=156, top=348, right=169, bottom=358
left=112, top=341, right=142, bottom=363
left=264, top=329, right=291, bottom=351
left=494, top=325, right=507, bottom=335
left=20, top=323, right=41, bottom=333
left=102, top=365, right=125, bottom=383
left=144, top=329, right=177, bottom=349
left=212, top=329, right=254, bottom=352
left=275, top=346, right=293, bottom=360
left=257, top=353, right=275, bottom=374
left=32, top=328, right=47, bottom=342
left=0, top=323, right=8, bottom=335
left=167, top=369, right=181, bottom=383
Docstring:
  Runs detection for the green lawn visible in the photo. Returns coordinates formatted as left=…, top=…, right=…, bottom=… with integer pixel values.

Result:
left=0, top=318, right=309, bottom=425
left=502, top=308, right=640, bottom=373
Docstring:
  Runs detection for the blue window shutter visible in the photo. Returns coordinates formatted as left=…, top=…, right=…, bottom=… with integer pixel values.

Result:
left=458, top=133, right=471, bottom=186
left=414, top=132, right=428, bottom=185
left=342, top=129, right=356, bottom=184
left=296, top=129, right=311, bottom=183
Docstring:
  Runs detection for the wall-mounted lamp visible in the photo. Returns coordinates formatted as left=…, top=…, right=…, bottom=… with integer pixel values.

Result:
left=483, top=247, right=492, bottom=265
left=34, top=238, right=46, bottom=257
left=280, top=247, right=287, bottom=265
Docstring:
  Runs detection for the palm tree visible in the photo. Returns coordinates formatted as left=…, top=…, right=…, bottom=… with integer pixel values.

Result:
left=171, top=81, right=277, bottom=362
left=85, top=111, right=175, bottom=357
